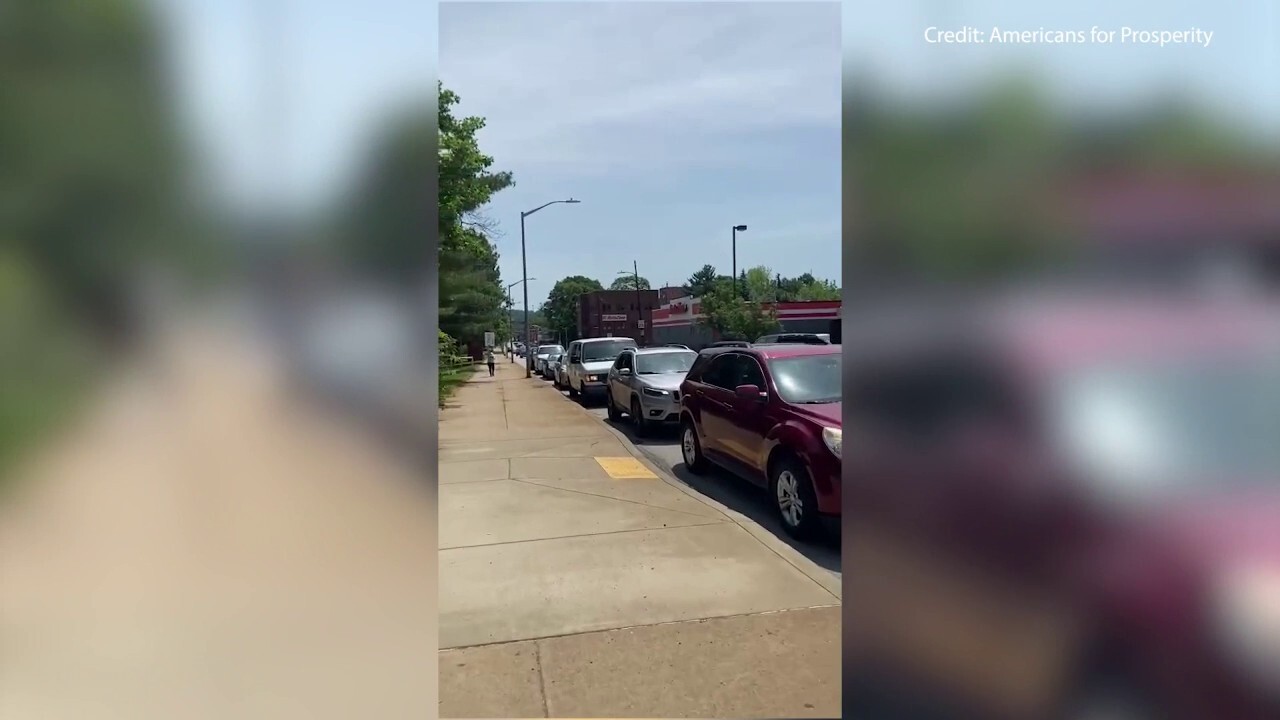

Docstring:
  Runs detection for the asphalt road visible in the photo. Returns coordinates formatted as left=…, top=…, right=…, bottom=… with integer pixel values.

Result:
left=527, top=366, right=841, bottom=578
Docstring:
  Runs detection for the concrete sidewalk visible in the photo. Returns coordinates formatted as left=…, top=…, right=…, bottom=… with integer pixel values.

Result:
left=439, top=358, right=841, bottom=718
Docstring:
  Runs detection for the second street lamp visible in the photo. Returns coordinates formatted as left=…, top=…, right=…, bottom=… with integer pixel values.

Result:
left=732, top=224, right=747, bottom=297
left=521, top=198, right=579, bottom=377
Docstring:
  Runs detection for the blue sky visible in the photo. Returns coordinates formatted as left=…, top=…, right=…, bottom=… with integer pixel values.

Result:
left=161, top=0, right=1274, bottom=311
left=159, top=0, right=438, bottom=215
left=440, top=2, right=843, bottom=310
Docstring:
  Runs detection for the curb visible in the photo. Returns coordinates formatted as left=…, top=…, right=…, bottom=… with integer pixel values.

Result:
left=530, top=374, right=842, bottom=601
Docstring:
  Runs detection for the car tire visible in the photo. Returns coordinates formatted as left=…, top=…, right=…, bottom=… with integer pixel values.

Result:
left=606, top=391, right=621, bottom=421
left=567, top=380, right=579, bottom=399
left=680, top=419, right=709, bottom=474
left=769, top=453, right=822, bottom=541
left=631, top=396, right=649, bottom=437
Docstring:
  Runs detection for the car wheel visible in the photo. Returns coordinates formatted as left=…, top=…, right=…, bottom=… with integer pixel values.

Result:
left=567, top=380, right=579, bottom=399
left=680, top=419, right=708, bottom=474
left=631, top=397, right=649, bottom=437
left=606, top=391, right=621, bottom=421
left=770, top=454, right=822, bottom=540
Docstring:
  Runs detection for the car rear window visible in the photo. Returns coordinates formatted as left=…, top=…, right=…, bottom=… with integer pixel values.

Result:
left=636, top=351, right=696, bottom=375
left=583, top=339, right=636, bottom=362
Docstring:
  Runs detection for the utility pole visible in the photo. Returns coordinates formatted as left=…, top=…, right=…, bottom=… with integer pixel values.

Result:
left=633, top=259, right=643, bottom=345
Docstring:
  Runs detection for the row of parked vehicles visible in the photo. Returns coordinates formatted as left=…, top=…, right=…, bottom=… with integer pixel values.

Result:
left=526, top=291, right=1280, bottom=720
left=530, top=334, right=842, bottom=542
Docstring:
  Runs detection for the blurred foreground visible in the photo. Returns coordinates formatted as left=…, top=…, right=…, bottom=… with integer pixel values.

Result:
left=0, top=301, right=436, bottom=719
left=841, top=284, right=1280, bottom=720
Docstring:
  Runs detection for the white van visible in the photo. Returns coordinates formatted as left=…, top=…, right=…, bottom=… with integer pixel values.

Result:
left=564, top=337, right=637, bottom=402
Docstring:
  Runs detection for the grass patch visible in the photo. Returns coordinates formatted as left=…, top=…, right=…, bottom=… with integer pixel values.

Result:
left=438, top=366, right=472, bottom=407
left=0, top=255, right=98, bottom=497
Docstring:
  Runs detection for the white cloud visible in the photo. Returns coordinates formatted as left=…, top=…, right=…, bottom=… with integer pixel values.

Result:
left=440, top=2, right=841, bottom=175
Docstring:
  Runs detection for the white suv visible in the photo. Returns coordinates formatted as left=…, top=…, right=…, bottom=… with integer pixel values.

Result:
left=564, top=337, right=637, bottom=402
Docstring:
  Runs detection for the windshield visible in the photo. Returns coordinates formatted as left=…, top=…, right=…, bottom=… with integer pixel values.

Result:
left=583, top=339, right=636, bottom=362
left=1052, top=353, right=1280, bottom=502
left=767, top=353, right=842, bottom=404
left=636, top=351, right=696, bottom=375
left=537, top=345, right=563, bottom=355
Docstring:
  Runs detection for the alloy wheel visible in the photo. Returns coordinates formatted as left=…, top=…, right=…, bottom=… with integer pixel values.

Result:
left=776, top=470, right=803, bottom=527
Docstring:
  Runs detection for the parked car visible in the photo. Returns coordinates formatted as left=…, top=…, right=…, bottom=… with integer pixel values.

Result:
left=662, top=343, right=692, bottom=350
left=679, top=344, right=841, bottom=540
left=542, top=352, right=562, bottom=380
left=709, top=340, right=751, bottom=348
left=565, top=337, right=638, bottom=402
left=533, top=344, right=564, bottom=374
left=843, top=293, right=1280, bottom=720
left=755, top=332, right=831, bottom=345
left=606, top=347, right=698, bottom=435
left=554, top=357, right=571, bottom=389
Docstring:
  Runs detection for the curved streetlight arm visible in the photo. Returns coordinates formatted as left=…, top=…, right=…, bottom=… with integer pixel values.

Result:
left=520, top=198, right=578, bottom=377
left=522, top=198, right=579, bottom=218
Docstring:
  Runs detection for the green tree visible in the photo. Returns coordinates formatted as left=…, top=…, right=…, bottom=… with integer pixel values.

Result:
left=794, top=278, right=840, bottom=301
left=742, top=266, right=776, bottom=302
left=350, top=83, right=512, bottom=344
left=1, top=0, right=195, bottom=477
left=698, top=282, right=779, bottom=342
left=0, top=0, right=191, bottom=339
left=539, top=275, right=603, bottom=342
left=684, top=264, right=718, bottom=297
left=609, top=275, right=650, bottom=291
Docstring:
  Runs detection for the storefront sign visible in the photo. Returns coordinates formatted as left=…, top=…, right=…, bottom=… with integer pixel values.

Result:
left=601, top=314, right=628, bottom=322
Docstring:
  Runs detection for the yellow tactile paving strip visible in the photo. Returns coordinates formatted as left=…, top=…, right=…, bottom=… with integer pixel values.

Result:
left=594, top=456, right=658, bottom=479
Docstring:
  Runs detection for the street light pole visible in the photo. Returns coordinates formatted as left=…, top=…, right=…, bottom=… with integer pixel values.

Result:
left=732, top=224, right=747, bottom=297
left=506, top=278, right=533, bottom=362
left=520, top=198, right=580, bottom=378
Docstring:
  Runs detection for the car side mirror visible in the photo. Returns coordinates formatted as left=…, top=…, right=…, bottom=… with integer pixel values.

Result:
left=735, top=384, right=767, bottom=403
left=619, top=368, right=632, bottom=376
left=570, top=355, right=580, bottom=363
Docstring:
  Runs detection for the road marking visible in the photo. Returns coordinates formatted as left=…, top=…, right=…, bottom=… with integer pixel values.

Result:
left=594, top=457, right=657, bottom=479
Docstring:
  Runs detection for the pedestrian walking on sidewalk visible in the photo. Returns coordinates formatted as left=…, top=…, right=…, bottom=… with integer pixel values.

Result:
left=485, top=348, right=496, bottom=377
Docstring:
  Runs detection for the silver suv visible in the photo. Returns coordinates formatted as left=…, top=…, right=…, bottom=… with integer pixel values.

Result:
left=605, top=347, right=697, bottom=435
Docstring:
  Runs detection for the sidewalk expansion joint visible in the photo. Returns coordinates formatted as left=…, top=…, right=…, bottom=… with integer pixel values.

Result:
left=438, top=604, right=843, bottom=652
left=438, top=435, right=620, bottom=446
left=534, top=641, right=550, bottom=718
left=439, top=519, right=727, bottom=552
left=509, top=477, right=727, bottom=520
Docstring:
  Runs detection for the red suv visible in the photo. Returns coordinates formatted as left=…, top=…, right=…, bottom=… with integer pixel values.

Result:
left=844, top=294, right=1280, bottom=720
left=678, top=344, right=841, bottom=540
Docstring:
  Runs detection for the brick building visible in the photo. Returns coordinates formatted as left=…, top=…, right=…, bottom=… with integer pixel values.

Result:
left=657, top=285, right=687, bottom=304
left=577, top=289, right=661, bottom=345
left=651, top=296, right=842, bottom=350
